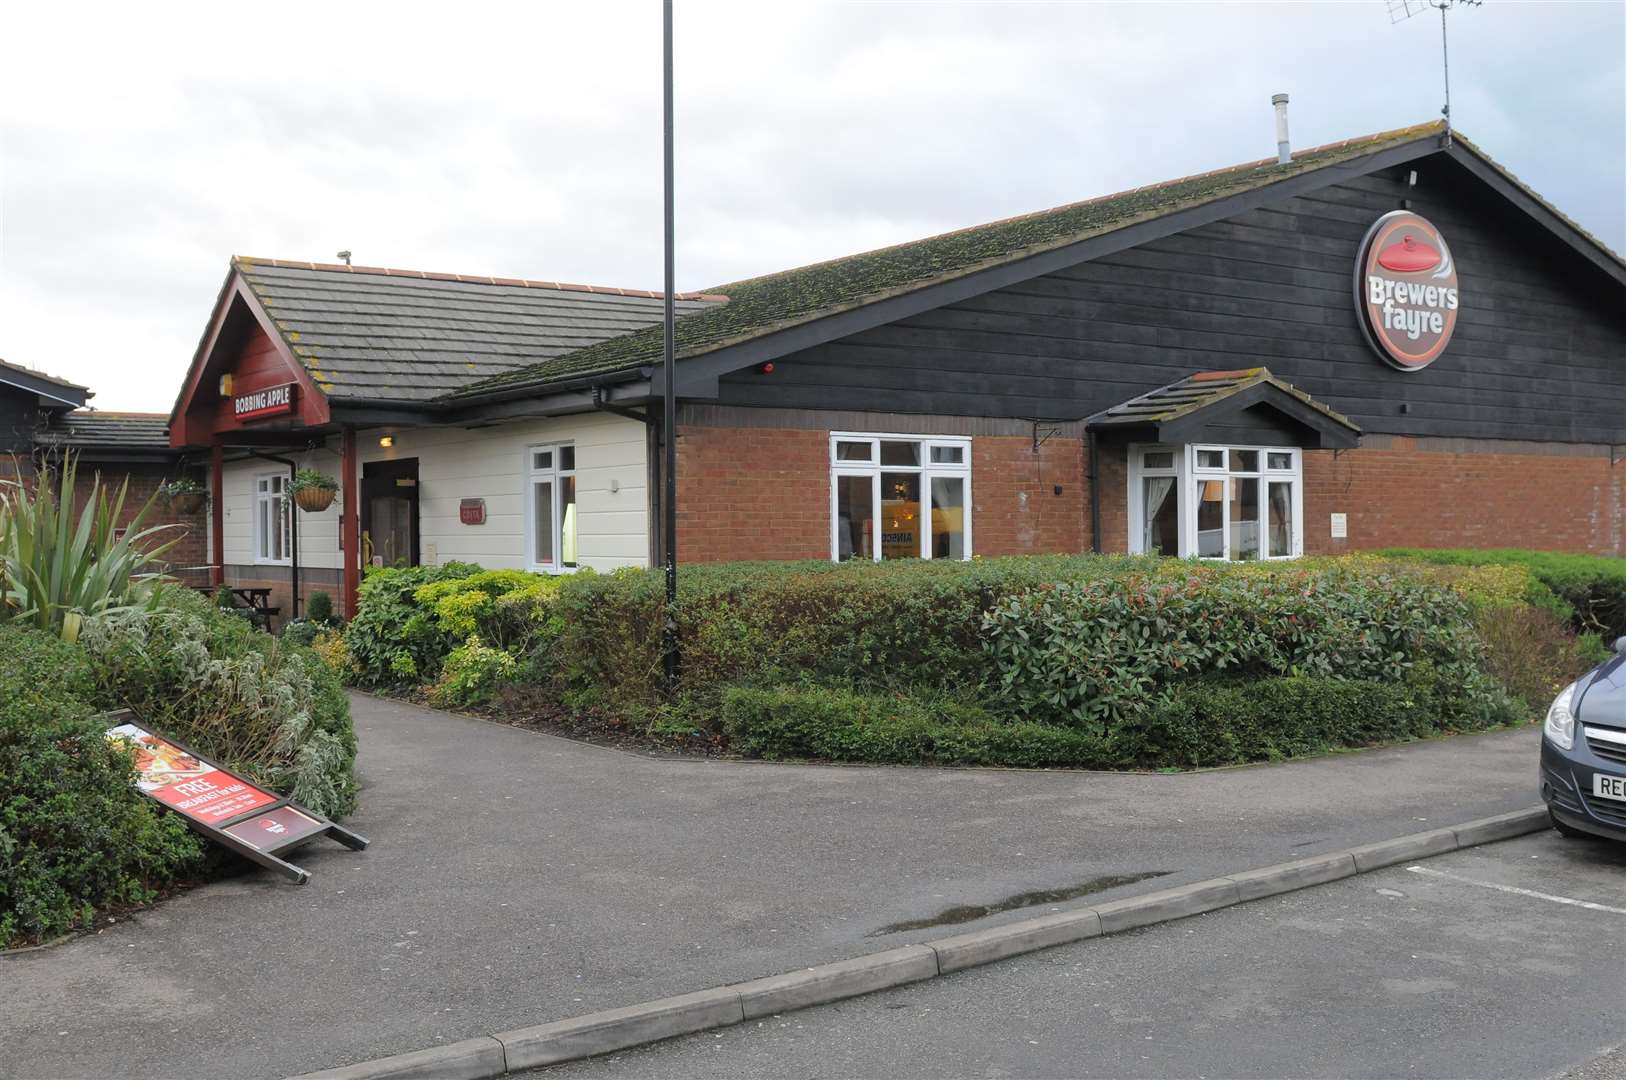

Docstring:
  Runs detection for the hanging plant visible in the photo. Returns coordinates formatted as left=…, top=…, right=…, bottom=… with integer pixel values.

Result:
left=160, top=476, right=208, bottom=515
left=289, top=468, right=339, bottom=512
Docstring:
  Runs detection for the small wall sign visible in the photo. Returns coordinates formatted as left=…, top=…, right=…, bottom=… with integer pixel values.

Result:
left=1354, top=210, right=1459, bottom=372
left=232, top=382, right=296, bottom=421
left=460, top=498, right=487, bottom=525
left=1330, top=512, right=1348, bottom=540
left=106, top=710, right=366, bottom=884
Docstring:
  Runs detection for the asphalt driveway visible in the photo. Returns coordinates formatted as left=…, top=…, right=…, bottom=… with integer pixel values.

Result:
left=4, top=693, right=1546, bottom=1079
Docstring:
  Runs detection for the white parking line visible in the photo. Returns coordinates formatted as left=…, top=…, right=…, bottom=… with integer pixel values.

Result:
left=1404, top=865, right=1626, bottom=915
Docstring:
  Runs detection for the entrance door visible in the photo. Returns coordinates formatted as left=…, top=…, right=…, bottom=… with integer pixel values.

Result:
left=361, top=458, right=420, bottom=568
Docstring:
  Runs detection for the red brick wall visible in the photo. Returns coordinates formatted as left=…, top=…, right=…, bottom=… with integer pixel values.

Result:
left=65, top=464, right=209, bottom=580
left=675, top=424, right=1095, bottom=563
left=675, top=425, right=830, bottom=562
left=1304, top=438, right=1624, bottom=557
left=971, top=435, right=1087, bottom=556
left=671, top=424, right=1623, bottom=563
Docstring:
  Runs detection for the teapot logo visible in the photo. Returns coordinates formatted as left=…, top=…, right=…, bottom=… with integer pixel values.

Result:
left=260, top=818, right=288, bottom=835
left=1355, top=210, right=1459, bottom=372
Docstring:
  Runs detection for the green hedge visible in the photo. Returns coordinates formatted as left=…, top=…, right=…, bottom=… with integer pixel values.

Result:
left=720, top=671, right=1513, bottom=770
left=720, top=684, right=1113, bottom=767
left=1378, top=548, right=1626, bottom=640
left=555, top=558, right=1510, bottom=727
left=0, top=626, right=201, bottom=948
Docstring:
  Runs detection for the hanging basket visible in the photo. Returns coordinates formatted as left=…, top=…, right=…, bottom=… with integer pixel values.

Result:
left=169, top=492, right=207, bottom=515
left=293, top=487, right=337, bottom=513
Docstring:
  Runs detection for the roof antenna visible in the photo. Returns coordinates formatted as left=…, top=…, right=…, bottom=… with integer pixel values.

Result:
left=1387, top=0, right=1482, bottom=148
left=336, top=250, right=352, bottom=266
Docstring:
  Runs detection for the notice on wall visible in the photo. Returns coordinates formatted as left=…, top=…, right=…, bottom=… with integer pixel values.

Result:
left=1330, top=513, right=1348, bottom=540
left=107, top=722, right=277, bottom=826
left=105, top=712, right=367, bottom=884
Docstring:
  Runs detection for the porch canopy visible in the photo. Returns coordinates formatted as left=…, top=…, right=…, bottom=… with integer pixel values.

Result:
left=1085, top=367, right=1361, bottom=450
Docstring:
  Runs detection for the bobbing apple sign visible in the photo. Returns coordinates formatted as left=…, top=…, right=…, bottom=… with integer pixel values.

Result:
left=1355, top=210, right=1459, bottom=372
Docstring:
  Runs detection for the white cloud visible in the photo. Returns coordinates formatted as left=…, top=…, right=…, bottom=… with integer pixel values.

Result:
left=1, top=0, right=1621, bottom=409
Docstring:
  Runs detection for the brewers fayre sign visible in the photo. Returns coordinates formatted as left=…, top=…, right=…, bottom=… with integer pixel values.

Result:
left=106, top=711, right=366, bottom=883
left=233, top=382, right=296, bottom=421
left=1354, top=210, right=1459, bottom=372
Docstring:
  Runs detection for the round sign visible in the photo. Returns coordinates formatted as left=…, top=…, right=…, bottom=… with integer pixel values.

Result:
left=1354, top=210, right=1459, bottom=372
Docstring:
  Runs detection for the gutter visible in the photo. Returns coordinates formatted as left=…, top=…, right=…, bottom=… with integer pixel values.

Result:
left=1087, top=429, right=1102, bottom=554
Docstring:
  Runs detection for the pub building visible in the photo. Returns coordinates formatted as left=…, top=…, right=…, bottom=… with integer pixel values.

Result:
left=165, top=116, right=1625, bottom=621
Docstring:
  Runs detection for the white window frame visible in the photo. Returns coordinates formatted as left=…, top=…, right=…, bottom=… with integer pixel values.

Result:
left=253, top=471, right=291, bottom=565
left=828, top=432, right=973, bottom=562
left=526, top=443, right=578, bottom=573
left=1127, top=443, right=1303, bottom=561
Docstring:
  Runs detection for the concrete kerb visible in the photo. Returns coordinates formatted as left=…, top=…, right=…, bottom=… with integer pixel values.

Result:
left=288, top=805, right=1550, bottom=1080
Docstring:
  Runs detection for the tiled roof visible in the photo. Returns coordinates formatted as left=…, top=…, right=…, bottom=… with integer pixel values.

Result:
left=457, top=122, right=1452, bottom=398
left=1086, top=367, right=1360, bottom=433
left=36, top=411, right=171, bottom=449
left=234, top=258, right=729, bottom=403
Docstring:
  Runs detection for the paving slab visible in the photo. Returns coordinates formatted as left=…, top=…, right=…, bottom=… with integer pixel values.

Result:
left=3, top=694, right=1545, bottom=1079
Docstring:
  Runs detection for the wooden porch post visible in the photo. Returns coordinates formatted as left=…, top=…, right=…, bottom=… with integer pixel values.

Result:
left=209, top=442, right=225, bottom=587
left=341, top=427, right=360, bottom=620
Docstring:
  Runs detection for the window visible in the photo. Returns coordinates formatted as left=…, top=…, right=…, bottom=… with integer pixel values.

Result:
left=254, top=473, right=291, bottom=564
left=1128, top=444, right=1302, bottom=561
left=528, top=444, right=577, bottom=571
left=831, top=433, right=971, bottom=561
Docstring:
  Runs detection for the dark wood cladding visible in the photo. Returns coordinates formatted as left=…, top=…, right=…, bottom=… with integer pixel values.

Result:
left=716, top=157, right=1626, bottom=444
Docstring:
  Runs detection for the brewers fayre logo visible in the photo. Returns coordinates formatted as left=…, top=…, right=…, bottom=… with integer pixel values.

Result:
left=233, top=383, right=295, bottom=420
left=1354, top=210, right=1459, bottom=371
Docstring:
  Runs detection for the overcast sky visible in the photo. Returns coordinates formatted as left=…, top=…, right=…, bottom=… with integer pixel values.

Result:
left=1, top=1, right=1621, bottom=411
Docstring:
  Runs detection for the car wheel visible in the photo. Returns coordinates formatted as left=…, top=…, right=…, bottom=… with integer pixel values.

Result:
left=1549, top=808, right=1591, bottom=839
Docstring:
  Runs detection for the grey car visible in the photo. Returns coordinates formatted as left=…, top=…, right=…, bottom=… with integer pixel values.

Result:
left=1541, top=636, right=1626, bottom=841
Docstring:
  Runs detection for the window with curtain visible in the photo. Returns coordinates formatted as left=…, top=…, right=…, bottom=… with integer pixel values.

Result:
left=528, top=444, right=577, bottom=571
left=254, top=472, right=290, bottom=564
left=831, top=434, right=971, bottom=561
left=1129, top=444, right=1302, bottom=561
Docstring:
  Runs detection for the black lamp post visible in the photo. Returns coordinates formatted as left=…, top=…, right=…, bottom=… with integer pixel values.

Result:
left=661, top=0, right=679, bottom=690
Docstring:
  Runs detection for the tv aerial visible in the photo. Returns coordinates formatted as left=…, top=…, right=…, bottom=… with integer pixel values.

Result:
left=1387, top=0, right=1483, bottom=147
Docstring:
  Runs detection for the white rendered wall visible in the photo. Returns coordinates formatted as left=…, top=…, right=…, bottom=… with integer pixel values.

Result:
left=218, top=411, right=649, bottom=573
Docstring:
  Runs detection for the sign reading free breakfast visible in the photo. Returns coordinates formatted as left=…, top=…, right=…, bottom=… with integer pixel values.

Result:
left=1355, top=210, right=1459, bottom=372
left=232, top=382, right=296, bottom=421
left=108, top=721, right=278, bottom=825
left=105, top=712, right=368, bottom=884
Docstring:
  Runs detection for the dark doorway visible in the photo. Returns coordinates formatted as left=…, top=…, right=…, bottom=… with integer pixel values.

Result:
left=361, top=458, right=420, bottom=568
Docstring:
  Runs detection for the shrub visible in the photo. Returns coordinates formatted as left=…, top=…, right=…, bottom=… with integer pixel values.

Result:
left=1109, top=673, right=1490, bottom=769
left=720, top=684, right=1113, bottom=767
left=79, top=586, right=358, bottom=819
left=0, top=625, right=201, bottom=947
left=280, top=619, right=321, bottom=647
left=306, top=591, right=335, bottom=626
left=1471, top=603, right=1597, bottom=714
left=981, top=566, right=1503, bottom=730
left=344, top=562, right=481, bottom=684
left=428, top=635, right=519, bottom=707
left=310, top=628, right=357, bottom=677
left=412, top=569, right=562, bottom=656
left=554, top=555, right=1171, bottom=707
left=0, top=455, right=178, bottom=642
left=1378, top=548, right=1626, bottom=640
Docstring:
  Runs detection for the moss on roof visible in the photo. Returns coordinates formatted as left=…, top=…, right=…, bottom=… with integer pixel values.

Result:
left=455, top=121, right=1449, bottom=398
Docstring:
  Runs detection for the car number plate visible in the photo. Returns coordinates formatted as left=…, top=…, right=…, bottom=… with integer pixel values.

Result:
left=1594, top=773, right=1626, bottom=803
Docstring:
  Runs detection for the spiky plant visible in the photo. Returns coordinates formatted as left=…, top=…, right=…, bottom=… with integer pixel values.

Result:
left=0, top=455, right=179, bottom=641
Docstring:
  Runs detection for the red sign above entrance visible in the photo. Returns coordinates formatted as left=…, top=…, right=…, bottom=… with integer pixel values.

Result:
left=1354, top=210, right=1459, bottom=372
left=233, top=383, right=296, bottom=421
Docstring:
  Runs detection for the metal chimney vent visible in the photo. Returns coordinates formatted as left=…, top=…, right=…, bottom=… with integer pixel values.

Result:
left=1271, top=93, right=1291, bottom=165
